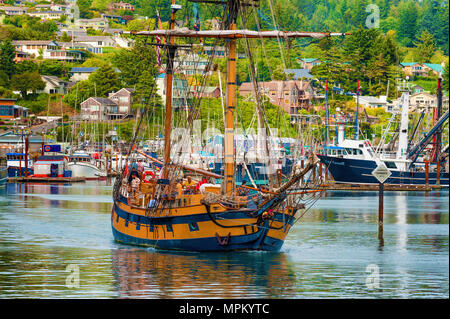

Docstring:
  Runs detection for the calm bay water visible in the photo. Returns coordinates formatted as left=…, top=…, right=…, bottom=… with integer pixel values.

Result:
left=0, top=181, right=448, bottom=299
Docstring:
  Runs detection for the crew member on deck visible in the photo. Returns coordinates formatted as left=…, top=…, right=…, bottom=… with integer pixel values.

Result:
left=183, top=176, right=196, bottom=194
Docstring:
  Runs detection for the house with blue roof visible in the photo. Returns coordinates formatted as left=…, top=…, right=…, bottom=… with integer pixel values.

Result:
left=400, top=62, right=444, bottom=77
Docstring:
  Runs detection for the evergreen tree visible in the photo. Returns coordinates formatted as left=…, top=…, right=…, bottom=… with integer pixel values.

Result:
left=0, top=39, right=16, bottom=81
left=396, top=1, right=418, bottom=47
left=89, top=65, right=121, bottom=97
left=413, top=30, right=436, bottom=63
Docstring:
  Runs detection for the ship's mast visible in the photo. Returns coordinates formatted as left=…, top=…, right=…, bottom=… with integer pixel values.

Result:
left=223, top=0, right=239, bottom=195
left=162, top=0, right=178, bottom=179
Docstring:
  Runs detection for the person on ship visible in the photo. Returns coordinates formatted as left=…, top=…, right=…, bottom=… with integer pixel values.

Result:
left=182, top=176, right=196, bottom=194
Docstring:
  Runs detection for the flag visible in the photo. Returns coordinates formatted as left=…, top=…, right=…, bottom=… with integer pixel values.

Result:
left=193, top=4, right=201, bottom=31
left=194, top=12, right=201, bottom=31
left=357, top=79, right=360, bottom=93
left=155, top=10, right=162, bottom=67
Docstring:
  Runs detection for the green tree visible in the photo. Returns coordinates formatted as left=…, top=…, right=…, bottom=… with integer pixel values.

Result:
left=11, top=71, right=45, bottom=99
left=0, top=39, right=16, bottom=81
left=413, top=30, right=436, bottom=63
left=77, top=0, right=94, bottom=19
left=88, top=65, right=121, bottom=97
left=396, top=1, right=418, bottom=47
left=443, top=63, right=449, bottom=93
left=14, top=60, right=39, bottom=75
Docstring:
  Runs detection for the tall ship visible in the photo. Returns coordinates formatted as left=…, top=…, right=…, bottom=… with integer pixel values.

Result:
left=317, top=80, right=449, bottom=186
left=111, top=0, right=344, bottom=251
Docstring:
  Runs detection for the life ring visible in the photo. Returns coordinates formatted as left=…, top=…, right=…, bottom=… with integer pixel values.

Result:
left=142, top=171, right=155, bottom=182
left=44, top=145, right=51, bottom=152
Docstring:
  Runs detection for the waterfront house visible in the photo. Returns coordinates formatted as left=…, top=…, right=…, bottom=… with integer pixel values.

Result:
left=80, top=97, right=118, bottom=121
left=0, top=98, right=28, bottom=119
left=108, top=88, right=134, bottom=115
left=400, top=62, right=444, bottom=77
left=80, top=88, right=135, bottom=120
left=69, top=67, right=99, bottom=82
left=239, top=80, right=315, bottom=120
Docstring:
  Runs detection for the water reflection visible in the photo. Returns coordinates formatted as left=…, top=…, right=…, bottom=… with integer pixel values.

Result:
left=111, top=248, right=297, bottom=299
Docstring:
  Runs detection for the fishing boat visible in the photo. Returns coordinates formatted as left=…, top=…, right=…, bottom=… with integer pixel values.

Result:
left=111, top=0, right=344, bottom=251
left=318, top=81, right=449, bottom=186
left=68, top=151, right=107, bottom=180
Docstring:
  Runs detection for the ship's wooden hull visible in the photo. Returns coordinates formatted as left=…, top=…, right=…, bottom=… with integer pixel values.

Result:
left=111, top=194, right=298, bottom=252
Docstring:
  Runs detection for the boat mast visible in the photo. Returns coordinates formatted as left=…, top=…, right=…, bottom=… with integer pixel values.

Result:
left=223, top=0, right=239, bottom=195
left=162, top=0, right=178, bottom=179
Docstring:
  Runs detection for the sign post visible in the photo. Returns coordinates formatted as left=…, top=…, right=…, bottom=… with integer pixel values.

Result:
left=371, top=162, right=391, bottom=244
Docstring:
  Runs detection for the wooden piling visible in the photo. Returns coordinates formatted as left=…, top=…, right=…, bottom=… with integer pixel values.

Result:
left=436, top=161, right=440, bottom=185
left=425, top=161, right=429, bottom=186
left=378, top=182, right=384, bottom=244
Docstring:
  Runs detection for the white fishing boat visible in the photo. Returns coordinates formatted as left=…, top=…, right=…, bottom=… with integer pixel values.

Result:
left=68, top=151, right=107, bottom=180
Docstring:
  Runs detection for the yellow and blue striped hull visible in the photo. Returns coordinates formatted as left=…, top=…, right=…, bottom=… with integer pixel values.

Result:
left=111, top=194, right=298, bottom=252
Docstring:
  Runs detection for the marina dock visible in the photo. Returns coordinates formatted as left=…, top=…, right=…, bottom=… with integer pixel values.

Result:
left=7, top=177, right=86, bottom=183
left=322, top=182, right=445, bottom=191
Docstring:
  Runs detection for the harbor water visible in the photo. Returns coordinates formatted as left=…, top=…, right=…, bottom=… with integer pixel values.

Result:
left=0, top=181, right=448, bottom=298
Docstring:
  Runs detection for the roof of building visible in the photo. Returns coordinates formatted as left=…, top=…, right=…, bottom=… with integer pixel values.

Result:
left=84, top=97, right=117, bottom=105
left=300, top=58, right=320, bottom=63
left=284, top=68, right=313, bottom=79
left=70, top=67, right=99, bottom=73
left=12, top=40, right=59, bottom=45
left=401, top=62, right=444, bottom=73
left=357, top=96, right=387, bottom=104
left=424, top=63, right=443, bottom=73
left=74, top=36, right=114, bottom=42
left=41, top=75, right=68, bottom=86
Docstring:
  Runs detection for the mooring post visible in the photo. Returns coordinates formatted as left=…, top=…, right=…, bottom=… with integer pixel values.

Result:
left=378, top=181, right=384, bottom=244
left=425, top=161, right=429, bottom=186
left=436, top=161, right=440, bottom=185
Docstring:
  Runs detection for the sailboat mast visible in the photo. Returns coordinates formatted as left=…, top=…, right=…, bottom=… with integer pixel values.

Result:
left=162, top=0, right=177, bottom=178
left=224, top=0, right=239, bottom=195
